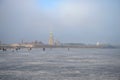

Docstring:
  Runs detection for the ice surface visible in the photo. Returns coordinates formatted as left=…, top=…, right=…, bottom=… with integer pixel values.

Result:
left=0, top=48, right=120, bottom=80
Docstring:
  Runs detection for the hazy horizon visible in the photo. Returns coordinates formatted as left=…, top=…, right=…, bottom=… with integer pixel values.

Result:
left=0, top=0, right=120, bottom=45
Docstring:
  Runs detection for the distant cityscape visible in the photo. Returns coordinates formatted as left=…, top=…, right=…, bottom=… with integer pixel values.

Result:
left=0, top=32, right=120, bottom=49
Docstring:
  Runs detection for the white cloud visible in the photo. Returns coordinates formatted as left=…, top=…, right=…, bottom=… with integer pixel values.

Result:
left=0, top=0, right=120, bottom=43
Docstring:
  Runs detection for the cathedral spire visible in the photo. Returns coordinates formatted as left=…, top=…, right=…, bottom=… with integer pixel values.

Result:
left=48, top=32, right=54, bottom=45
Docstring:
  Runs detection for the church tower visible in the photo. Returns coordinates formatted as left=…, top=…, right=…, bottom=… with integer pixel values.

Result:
left=48, top=32, right=54, bottom=45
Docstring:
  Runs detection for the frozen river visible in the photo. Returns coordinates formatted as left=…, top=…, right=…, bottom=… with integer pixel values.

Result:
left=0, top=48, right=120, bottom=80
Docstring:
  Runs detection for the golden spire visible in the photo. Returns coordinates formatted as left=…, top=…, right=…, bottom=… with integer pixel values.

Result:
left=48, top=32, right=54, bottom=45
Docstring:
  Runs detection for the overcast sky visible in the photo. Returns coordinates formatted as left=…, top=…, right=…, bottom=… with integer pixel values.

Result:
left=0, top=0, right=120, bottom=44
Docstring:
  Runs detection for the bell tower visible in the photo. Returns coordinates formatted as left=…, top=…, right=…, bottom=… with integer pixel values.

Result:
left=48, top=32, right=54, bottom=45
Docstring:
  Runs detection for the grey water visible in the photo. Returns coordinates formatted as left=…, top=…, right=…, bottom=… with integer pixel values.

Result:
left=0, top=48, right=120, bottom=80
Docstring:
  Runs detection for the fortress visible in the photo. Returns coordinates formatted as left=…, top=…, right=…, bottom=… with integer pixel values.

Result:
left=0, top=33, right=117, bottom=50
